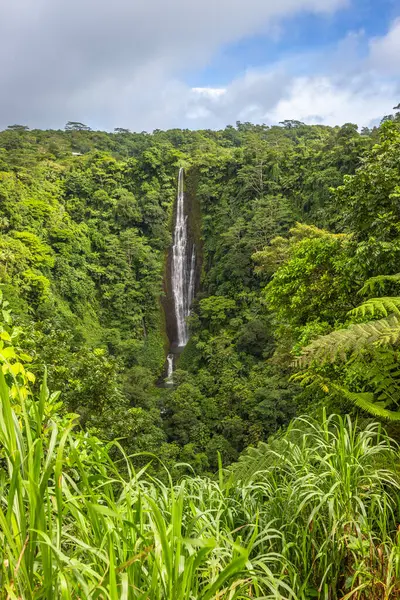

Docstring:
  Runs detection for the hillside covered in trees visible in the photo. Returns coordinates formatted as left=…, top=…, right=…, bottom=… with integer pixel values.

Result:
left=1, top=111, right=400, bottom=598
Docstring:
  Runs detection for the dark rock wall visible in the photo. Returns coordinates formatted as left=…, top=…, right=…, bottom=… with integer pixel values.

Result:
left=162, top=167, right=202, bottom=352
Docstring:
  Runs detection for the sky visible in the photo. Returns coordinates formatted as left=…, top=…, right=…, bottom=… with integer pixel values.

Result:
left=0, top=0, right=399, bottom=131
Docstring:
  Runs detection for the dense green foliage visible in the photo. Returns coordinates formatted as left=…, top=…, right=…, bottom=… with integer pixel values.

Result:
left=2, top=111, right=400, bottom=595
left=1, top=114, right=400, bottom=467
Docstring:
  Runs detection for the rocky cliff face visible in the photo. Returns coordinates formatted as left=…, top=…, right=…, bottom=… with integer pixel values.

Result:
left=162, top=167, right=202, bottom=358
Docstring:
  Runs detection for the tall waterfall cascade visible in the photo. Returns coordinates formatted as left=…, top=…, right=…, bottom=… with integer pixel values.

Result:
left=164, top=168, right=196, bottom=384
left=171, top=168, right=196, bottom=348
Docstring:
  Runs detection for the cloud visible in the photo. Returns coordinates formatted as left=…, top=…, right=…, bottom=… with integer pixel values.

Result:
left=179, top=21, right=400, bottom=130
left=184, top=74, right=397, bottom=130
left=0, top=0, right=347, bottom=129
left=369, top=18, right=400, bottom=76
left=192, top=89, right=227, bottom=98
left=0, top=0, right=398, bottom=131
left=268, top=76, right=397, bottom=126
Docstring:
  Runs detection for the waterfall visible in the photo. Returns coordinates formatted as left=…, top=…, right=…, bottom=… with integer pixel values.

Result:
left=171, top=168, right=196, bottom=348
left=166, top=353, right=174, bottom=384
left=162, top=168, right=198, bottom=386
left=188, top=247, right=196, bottom=311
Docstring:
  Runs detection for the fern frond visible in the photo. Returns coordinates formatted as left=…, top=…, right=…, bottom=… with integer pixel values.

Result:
left=359, top=273, right=400, bottom=296
left=349, top=297, right=400, bottom=319
left=291, top=371, right=330, bottom=393
left=338, top=387, right=400, bottom=421
left=293, top=371, right=400, bottom=421
left=295, top=315, right=400, bottom=368
left=230, top=441, right=274, bottom=483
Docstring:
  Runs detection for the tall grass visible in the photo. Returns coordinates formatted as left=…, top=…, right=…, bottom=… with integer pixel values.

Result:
left=0, top=371, right=399, bottom=598
left=231, top=413, right=400, bottom=598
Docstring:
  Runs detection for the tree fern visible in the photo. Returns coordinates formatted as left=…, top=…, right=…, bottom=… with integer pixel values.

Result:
left=294, top=291, right=400, bottom=420
left=229, top=440, right=272, bottom=484
left=334, top=386, right=400, bottom=421
left=359, top=273, right=400, bottom=296
left=349, top=297, right=400, bottom=319
left=229, top=436, right=299, bottom=484
left=294, top=314, right=400, bottom=368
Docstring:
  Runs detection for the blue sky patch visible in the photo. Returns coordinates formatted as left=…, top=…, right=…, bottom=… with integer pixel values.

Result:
left=186, top=0, right=399, bottom=87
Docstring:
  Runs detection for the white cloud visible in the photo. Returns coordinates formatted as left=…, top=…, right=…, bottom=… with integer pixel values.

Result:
left=0, top=0, right=398, bottom=131
left=184, top=72, right=390, bottom=129
left=175, top=21, right=400, bottom=130
left=192, top=88, right=227, bottom=98
left=369, top=18, right=400, bottom=75
left=0, top=0, right=347, bottom=129
left=269, top=76, right=397, bottom=126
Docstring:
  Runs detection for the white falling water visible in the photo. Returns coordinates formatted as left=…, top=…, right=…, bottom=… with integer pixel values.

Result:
left=166, top=354, right=174, bottom=383
left=171, top=168, right=196, bottom=348
left=188, top=247, right=196, bottom=311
